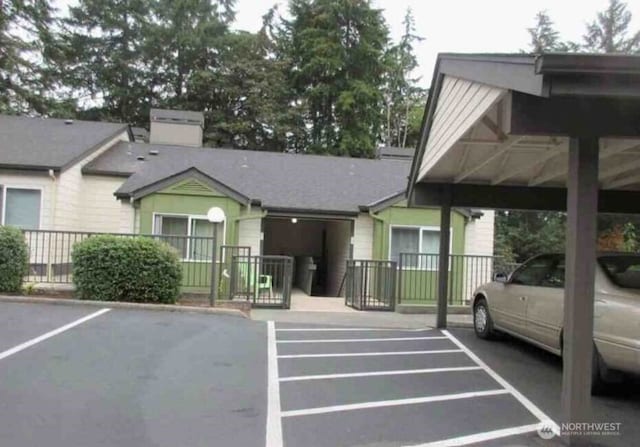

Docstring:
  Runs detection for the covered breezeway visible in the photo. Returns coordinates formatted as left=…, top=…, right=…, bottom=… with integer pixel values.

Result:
left=408, top=53, right=640, bottom=445
left=263, top=216, right=352, bottom=298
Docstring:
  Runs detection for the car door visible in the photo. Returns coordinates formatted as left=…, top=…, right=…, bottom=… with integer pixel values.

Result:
left=524, top=255, right=564, bottom=350
left=493, top=255, right=555, bottom=334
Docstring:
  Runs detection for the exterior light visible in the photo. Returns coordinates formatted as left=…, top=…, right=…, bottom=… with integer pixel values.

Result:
left=291, top=218, right=298, bottom=224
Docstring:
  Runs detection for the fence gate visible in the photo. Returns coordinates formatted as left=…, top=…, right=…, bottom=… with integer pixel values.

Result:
left=219, top=245, right=251, bottom=300
left=229, top=255, right=293, bottom=308
left=345, top=260, right=396, bottom=311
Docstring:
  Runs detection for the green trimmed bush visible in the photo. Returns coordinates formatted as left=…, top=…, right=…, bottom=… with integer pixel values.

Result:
left=72, top=235, right=182, bottom=303
left=0, top=226, right=29, bottom=293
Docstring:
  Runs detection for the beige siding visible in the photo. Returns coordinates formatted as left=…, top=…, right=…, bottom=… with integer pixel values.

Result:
left=419, top=76, right=506, bottom=180
left=326, top=220, right=351, bottom=296
left=80, top=175, right=128, bottom=233
left=119, top=201, right=135, bottom=233
left=463, top=211, right=495, bottom=256
left=353, top=214, right=373, bottom=259
left=150, top=122, right=202, bottom=147
left=238, top=216, right=262, bottom=256
left=0, top=171, right=54, bottom=229
left=54, top=131, right=129, bottom=230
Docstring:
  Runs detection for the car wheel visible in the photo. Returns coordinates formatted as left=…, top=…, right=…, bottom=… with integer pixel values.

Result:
left=474, top=298, right=496, bottom=339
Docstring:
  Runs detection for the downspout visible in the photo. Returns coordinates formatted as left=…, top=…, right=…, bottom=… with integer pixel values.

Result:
left=48, top=169, right=57, bottom=230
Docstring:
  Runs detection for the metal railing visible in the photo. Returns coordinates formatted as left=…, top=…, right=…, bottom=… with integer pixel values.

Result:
left=228, top=255, right=293, bottom=308
left=21, top=229, right=217, bottom=289
left=345, top=260, right=396, bottom=311
left=397, top=253, right=499, bottom=305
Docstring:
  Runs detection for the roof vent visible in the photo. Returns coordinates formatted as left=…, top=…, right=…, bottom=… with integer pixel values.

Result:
left=136, top=155, right=145, bottom=161
left=149, top=149, right=159, bottom=156
left=64, top=119, right=74, bottom=125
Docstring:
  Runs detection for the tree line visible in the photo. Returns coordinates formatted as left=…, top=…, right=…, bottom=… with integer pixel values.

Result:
left=1, top=0, right=426, bottom=156
left=496, top=0, right=640, bottom=264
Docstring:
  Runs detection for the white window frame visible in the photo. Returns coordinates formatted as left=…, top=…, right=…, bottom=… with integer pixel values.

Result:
left=151, top=212, right=226, bottom=262
left=0, top=185, right=44, bottom=229
left=388, top=225, right=453, bottom=271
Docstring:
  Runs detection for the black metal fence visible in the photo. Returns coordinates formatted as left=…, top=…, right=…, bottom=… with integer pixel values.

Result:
left=345, top=260, right=396, bottom=311
left=397, top=253, right=498, bottom=305
left=21, top=229, right=217, bottom=289
left=228, top=255, right=293, bottom=308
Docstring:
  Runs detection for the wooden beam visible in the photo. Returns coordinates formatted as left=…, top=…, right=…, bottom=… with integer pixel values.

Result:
left=436, top=189, right=452, bottom=329
left=562, top=137, right=598, bottom=443
left=492, top=144, right=564, bottom=185
left=599, top=158, right=640, bottom=183
left=454, top=136, right=522, bottom=183
left=481, top=116, right=508, bottom=141
left=411, top=182, right=640, bottom=213
left=605, top=173, right=640, bottom=190
left=530, top=139, right=640, bottom=186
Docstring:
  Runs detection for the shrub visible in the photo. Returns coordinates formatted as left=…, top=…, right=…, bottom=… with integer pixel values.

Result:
left=0, top=226, right=29, bottom=293
left=72, top=235, right=182, bottom=304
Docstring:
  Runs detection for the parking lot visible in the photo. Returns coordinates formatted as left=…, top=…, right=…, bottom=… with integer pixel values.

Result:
left=0, top=300, right=637, bottom=446
left=269, top=323, right=563, bottom=446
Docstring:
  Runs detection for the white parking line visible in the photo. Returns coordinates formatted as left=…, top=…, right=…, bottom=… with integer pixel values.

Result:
left=0, top=308, right=111, bottom=362
left=442, top=330, right=559, bottom=434
left=276, top=328, right=432, bottom=332
left=266, top=321, right=283, bottom=447
left=409, top=423, right=540, bottom=447
left=281, top=389, right=510, bottom=417
left=278, top=349, right=463, bottom=359
left=277, top=336, right=447, bottom=343
left=279, top=366, right=483, bottom=382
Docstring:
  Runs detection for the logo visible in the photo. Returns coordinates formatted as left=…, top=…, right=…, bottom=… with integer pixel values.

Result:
left=537, top=421, right=557, bottom=440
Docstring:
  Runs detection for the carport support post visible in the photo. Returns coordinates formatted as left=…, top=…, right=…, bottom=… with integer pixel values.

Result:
left=562, top=137, right=599, bottom=443
left=436, top=188, right=452, bottom=329
left=209, top=222, right=219, bottom=307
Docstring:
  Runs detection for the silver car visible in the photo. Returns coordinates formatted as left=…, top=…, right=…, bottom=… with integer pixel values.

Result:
left=472, top=253, right=640, bottom=389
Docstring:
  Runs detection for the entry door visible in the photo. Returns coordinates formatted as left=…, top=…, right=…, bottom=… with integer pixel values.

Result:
left=495, top=256, right=556, bottom=333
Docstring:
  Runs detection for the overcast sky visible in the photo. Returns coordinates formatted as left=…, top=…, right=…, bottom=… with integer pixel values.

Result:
left=233, top=0, right=639, bottom=86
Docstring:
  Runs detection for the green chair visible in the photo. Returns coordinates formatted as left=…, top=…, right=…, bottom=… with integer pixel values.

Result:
left=237, top=260, right=273, bottom=299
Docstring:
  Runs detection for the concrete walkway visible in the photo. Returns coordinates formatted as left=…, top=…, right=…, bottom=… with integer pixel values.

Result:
left=289, top=290, right=356, bottom=313
left=251, top=309, right=472, bottom=329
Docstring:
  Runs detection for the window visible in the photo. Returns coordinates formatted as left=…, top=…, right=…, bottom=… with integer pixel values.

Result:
left=510, top=256, right=555, bottom=286
left=1, top=187, right=41, bottom=229
left=390, top=226, right=441, bottom=269
left=153, top=214, right=224, bottom=261
left=599, top=255, right=640, bottom=289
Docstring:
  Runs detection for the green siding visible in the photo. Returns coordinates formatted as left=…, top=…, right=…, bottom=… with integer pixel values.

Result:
left=371, top=200, right=466, bottom=259
left=138, top=177, right=245, bottom=293
left=371, top=200, right=468, bottom=305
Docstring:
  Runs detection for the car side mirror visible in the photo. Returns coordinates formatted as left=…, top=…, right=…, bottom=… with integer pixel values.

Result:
left=494, top=272, right=508, bottom=283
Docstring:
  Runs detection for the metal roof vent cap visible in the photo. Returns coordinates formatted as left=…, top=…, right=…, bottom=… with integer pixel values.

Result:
left=136, top=155, right=145, bottom=161
left=64, top=119, right=74, bottom=125
left=149, top=149, right=159, bottom=156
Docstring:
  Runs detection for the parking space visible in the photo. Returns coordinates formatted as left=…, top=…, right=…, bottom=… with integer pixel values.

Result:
left=0, top=301, right=267, bottom=447
left=269, top=323, right=562, bottom=447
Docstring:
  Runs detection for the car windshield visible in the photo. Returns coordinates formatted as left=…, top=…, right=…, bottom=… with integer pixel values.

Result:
left=598, top=255, right=640, bottom=289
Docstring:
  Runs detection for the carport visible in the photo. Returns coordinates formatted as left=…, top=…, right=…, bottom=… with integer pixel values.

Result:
left=408, top=53, right=640, bottom=444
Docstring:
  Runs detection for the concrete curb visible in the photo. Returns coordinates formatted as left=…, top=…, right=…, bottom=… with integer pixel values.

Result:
left=0, top=295, right=248, bottom=319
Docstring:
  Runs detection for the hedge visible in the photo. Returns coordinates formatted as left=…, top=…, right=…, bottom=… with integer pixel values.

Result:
left=72, top=235, right=182, bottom=303
left=0, top=226, right=29, bottom=293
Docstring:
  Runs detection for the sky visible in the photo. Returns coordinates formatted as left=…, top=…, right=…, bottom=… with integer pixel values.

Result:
left=231, top=0, right=640, bottom=86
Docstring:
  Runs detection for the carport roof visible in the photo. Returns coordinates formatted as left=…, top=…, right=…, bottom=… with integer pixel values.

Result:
left=408, top=52, right=640, bottom=211
left=85, top=142, right=411, bottom=215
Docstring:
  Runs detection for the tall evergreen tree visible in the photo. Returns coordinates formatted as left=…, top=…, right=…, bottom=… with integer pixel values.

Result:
left=382, top=8, right=425, bottom=148
left=583, top=0, right=640, bottom=53
left=61, top=0, right=152, bottom=125
left=527, top=11, right=573, bottom=53
left=0, top=0, right=57, bottom=114
left=282, top=0, right=389, bottom=157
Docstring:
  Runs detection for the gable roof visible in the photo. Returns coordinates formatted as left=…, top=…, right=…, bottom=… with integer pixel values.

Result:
left=0, top=115, right=129, bottom=172
left=84, top=142, right=411, bottom=215
left=408, top=53, right=640, bottom=196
